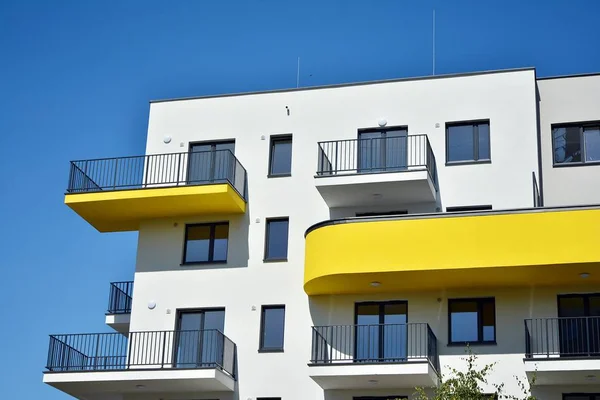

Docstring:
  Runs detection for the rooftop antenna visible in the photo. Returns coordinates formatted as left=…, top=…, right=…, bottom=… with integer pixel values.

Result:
left=432, top=9, right=436, bottom=75
left=297, top=57, right=300, bottom=88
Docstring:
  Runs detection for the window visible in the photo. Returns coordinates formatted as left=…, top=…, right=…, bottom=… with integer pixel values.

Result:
left=448, top=298, right=496, bottom=345
left=446, top=205, right=492, bottom=212
left=259, top=305, right=285, bottom=352
left=264, top=218, right=289, bottom=261
left=354, top=397, right=408, bottom=400
left=355, top=301, right=407, bottom=362
left=553, top=122, right=600, bottom=165
left=176, top=309, right=225, bottom=367
left=358, top=127, right=408, bottom=172
left=446, top=121, right=490, bottom=164
left=269, top=135, right=292, bottom=176
left=188, top=141, right=235, bottom=183
left=356, top=210, right=408, bottom=217
left=183, top=223, right=229, bottom=264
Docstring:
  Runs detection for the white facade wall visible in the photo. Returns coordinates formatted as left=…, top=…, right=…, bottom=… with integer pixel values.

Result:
left=112, top=69, right=597, bottom=399
left=537, top=74, right=600, bottom=207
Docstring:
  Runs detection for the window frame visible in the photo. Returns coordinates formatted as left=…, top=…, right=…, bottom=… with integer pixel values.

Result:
left=264, top=217, right=290, bottom=262
left=448, top=297, right=496, bottom=346
left=268, top=134, right=293, bottom=177
left=181, top=222, right=229, bottom=265
left=259, top=305, right=286, bottom=353
left=357, top=125, right=409, bottom=173
left=446, top=205, right=493, bottom=213
left=563, top=395, right=600, bottom=400
left=552, top=121, right=600, bottom=167
left=445, top=120, right=491, bottom=165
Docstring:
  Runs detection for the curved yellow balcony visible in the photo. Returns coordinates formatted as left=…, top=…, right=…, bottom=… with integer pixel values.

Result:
left=304, top=207, right=600, bottom=295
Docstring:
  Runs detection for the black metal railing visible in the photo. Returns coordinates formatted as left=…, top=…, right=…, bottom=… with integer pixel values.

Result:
left=107, top=281, right=133, bottom=314
left=532, top=171, right=542, bottom=207
left=46, top=330, right=237, bottom=378
left=310, top=323, right=439, bottom=372
left=525, top=317, right=600, bottom=358
left=316, top=134, right=438, bottom=188
left=67, top=150, right=247, bottom=200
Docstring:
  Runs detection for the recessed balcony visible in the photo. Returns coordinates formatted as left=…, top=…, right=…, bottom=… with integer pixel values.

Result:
left=105, top=281, right=133, bottom=335
left=43, top=329, right=237, bottom=398
left=524, top=317, right=600, bottom=385
left=65, top=150, right=247, bottom=232
left=304, top=206, right=600, bottom=295
left=308, top=323, right=439, bottom=389
left=314, top=134, right=438, bottom=207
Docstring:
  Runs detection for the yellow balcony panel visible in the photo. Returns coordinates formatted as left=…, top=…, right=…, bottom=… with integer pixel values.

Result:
left=65, top=184, right=246, bottom=233
left=304, top=207, right=600, bottom=295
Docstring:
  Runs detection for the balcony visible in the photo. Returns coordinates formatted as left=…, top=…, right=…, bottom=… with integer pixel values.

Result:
left=43, top=330, right=237, bottom=398
left=524, top=317, right=600, bottom=385
left=65, top=150, right=247, bottom=232
left=105, top=281, right=133, bottom=335
left=315, top=135, right=438, bottom=207
left=308, top=323, right=439, bottom=389
left=304, top=206, right=600, bottom=295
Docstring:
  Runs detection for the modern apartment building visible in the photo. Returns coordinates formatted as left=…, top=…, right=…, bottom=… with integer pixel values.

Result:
left=44, top=67, right=600, bottom=400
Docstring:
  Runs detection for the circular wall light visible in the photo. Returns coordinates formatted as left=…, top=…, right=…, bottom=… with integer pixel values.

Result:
left=370, top=281, right=381, bottom=287
left=378, top=119, right=387, bottom=127
left=148, top=301, right=157, bottom=310
left=163, top=136, right=172, bottom=144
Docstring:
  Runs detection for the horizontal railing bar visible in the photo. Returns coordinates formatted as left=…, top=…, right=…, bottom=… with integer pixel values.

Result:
left=69, top=149, right=232, bottom=164
left=66, top=149, right=248, bottom=201
left=316, top=134, right=429, bottom=146
left=46, top=329, right=237, bottom=378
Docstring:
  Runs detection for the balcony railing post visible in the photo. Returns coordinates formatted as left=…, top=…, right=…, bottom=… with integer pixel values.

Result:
left=113, top=158, right=119, bottom=190
left=161, top=331, right=167, bottom=368
left=545, top=318, right=550, bottom=357
left=586, top=317, right=591, bottom=356
left=176, top=153, right=182, bottom=186
left=127, top=332, right=133, bottom=369
left=144, top=155, right=150, bottom=188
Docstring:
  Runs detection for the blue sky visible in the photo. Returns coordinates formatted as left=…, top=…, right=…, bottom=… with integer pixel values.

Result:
left=0, top=0, right=598, bottom=397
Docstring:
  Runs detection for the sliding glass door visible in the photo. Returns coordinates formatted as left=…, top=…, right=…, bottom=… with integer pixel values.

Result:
left=188, top=141, right=235, bottom=184
left=558, top=294, right=600, bottom=356
left=176, top=309, right=225, bottom=367
left=355, top=301, right=407, bottom=362
left=358, top=128, right=408, bottom=173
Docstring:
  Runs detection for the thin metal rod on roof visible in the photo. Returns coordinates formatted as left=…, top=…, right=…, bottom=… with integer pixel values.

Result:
left=297, top=57, right=301, bottom=88
left=432, top=9, right=436, bottom=75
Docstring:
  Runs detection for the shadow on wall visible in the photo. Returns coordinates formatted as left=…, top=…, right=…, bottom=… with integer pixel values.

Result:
left=307, top=288, right=530, bottom=361
left=135, top=210, right=251, bottom=273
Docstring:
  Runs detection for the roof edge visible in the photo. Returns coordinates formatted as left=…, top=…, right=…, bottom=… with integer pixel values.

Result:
left=536, top=71, right=600, bottom=81
left=149, top=67, right=536, bottom=104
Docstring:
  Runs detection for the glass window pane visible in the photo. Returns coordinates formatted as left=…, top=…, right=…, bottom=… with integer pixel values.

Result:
left=270, top=138, right=292, bottom=175
left=266, top=219, right=289, bottom=260
left=385, top=133, right=407, bottom=169
left=558, top=296, right=586, bottom=317
left=450, top=300, right=479, bottom=342
left=584, top=127, right=600, bottom=162
left=213, top=224, right=229, bottom=261
left=383, top=303, right=407, bottom=324
left=478, top=123, right=490, bottom=160
left=554, top=126, right=582, bottom=163
left=482, top=301, right=495, bottom=341
left=356, top=304, right=380, bottom=360
left=447, top=125, right=475, bottom=162
left=185, top=225, right=211, bottom=262
left=358, top=131, right=384, bottom=171
left=262, top=307, right=285, bottom=350
left=589, top=295, right=600, bottom=316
